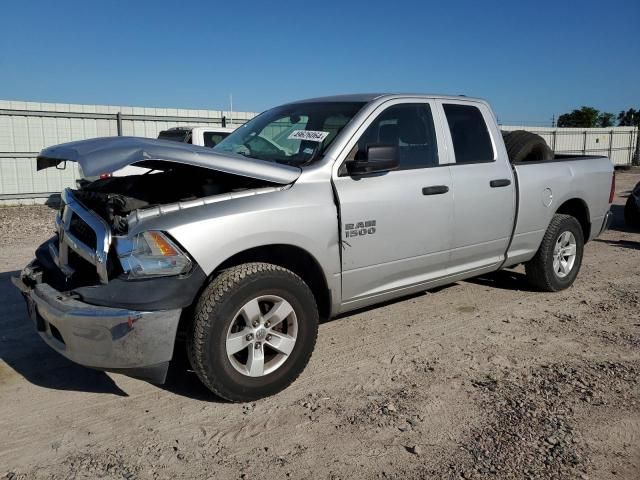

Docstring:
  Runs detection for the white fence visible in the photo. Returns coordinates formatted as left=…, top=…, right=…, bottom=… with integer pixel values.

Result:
left=0, top=100, right=256, bottom=204
left=501, top=125, right=638, bottom=167
left=0, top=100, right=638, bottom=205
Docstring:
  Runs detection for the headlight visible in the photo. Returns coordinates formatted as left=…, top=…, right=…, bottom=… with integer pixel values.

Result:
left=117, top=231, right=192, bottom=278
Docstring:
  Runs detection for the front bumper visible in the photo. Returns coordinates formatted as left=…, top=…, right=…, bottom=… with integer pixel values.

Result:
left=12, top=267, right=182, bottom=383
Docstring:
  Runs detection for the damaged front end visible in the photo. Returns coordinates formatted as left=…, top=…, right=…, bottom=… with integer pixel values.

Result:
left=14, top=136, right=300, bottom=383
left=32, top=135, right=300, bottom=287
left=39, top=135, right=300, bottom=235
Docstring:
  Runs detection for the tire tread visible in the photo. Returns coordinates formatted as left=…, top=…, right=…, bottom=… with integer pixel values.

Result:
left=187, top=262, right=318, bottom=402
left=503, top=130, right=553, bottom=163
left=525, top=214, right=583, bottom=292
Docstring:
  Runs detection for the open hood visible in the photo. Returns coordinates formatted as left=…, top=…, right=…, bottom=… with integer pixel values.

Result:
left=36, top=136, right=301, bottom=184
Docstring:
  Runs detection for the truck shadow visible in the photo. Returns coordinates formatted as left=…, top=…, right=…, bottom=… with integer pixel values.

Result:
left=329, top=286, right=453, bottom=322
left=595, top=238, right=640, bottom=250
left=465, top=269, right=537, bottom=292
left=608, top=203, right=639, bottom=234
left=159, top=348, right=229, bottom=402
left=0, top=270, right=128, bottom=396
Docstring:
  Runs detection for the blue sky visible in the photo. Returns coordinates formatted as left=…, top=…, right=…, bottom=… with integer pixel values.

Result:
left=0, top=0, right=638, bottom=124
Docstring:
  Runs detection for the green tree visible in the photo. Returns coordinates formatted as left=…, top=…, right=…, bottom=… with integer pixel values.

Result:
left=617, top=108, right=640, bottom=127
left=557, top=106, right=600, bottom=127
left=597, top=112, right=615, bottom=127
left=557, top=107, right=614, bottom=128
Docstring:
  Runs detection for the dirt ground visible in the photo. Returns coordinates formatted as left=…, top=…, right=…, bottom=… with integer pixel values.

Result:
left=1, top=172, right=638, bottom=480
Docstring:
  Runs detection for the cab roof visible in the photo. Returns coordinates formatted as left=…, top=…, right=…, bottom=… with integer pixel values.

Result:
left=289, top=93, right=485, bottom=104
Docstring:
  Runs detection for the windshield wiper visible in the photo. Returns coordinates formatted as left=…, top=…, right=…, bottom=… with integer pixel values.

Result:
left=274, top=159, right=302, bottom=167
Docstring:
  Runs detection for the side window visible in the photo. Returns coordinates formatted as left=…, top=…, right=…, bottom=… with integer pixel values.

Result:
left=353, top=103, right=439, bottom=170
left=203, top=132, right=230, bottom=147
left=443, top=104, right=494, bottom=163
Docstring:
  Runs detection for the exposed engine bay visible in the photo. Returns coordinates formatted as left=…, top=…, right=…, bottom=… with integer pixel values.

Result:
left=73, top=161, right=278, bottom=234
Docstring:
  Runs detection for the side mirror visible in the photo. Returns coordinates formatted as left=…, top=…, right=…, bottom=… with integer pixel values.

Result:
left=347, top=145, right=399, bottom=176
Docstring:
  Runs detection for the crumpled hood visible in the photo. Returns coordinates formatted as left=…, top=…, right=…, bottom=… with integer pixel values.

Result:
left=36, top=136, right=301, bottom=184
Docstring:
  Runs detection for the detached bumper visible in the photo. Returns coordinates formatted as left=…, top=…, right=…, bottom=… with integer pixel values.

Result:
left=12, top=271, right=181, bottom=383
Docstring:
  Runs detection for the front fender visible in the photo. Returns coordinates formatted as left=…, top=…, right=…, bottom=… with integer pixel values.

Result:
left=129, top=182, right=341, bottom=300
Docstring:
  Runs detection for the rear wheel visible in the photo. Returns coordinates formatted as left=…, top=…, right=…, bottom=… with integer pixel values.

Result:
left=187, top=262, right=318, bottom=402
left=525, top=214, right=584, bottom=291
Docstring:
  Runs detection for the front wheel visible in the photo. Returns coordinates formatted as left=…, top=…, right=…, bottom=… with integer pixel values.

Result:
left=187, top=263, right=319, bottom=402
left=525, top=214, right=584, bottom=292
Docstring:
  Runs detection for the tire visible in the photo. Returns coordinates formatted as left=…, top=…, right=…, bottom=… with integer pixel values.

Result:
left=624, top=195, right=640, bottom=228
left=525, top=214, right=584, bottom=292
left=502, top=130, right=553, bottom=163
left=187, top=262, right=318, bottom=402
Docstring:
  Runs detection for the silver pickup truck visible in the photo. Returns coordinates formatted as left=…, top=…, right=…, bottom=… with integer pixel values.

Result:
left=13, top=94, right=615, bottom=401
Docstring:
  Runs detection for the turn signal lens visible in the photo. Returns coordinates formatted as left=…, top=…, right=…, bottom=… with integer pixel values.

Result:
left=146, top=231, right=178, bottom=256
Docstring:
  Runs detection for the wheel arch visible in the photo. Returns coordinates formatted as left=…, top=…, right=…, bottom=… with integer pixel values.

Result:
left=555, top=198, right=591, bottom=241
left=211, top=244, right=333, bottom=322
left=176, top=243, right=332, bottom=347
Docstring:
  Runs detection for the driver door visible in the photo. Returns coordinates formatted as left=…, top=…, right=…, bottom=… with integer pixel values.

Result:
left=332, top=100, right=454, bottom=304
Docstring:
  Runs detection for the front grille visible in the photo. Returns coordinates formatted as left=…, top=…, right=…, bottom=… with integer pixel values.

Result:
left=69, top=213, right=97, bottom=250
left=55, top=188, right=112, bottom=284
left=67, top=250, right=101, bottom=284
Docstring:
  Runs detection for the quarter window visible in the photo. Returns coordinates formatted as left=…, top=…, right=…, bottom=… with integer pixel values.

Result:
left=443, top=104, right=494, bottom=163
left=352, top=103, right=439, bottom=170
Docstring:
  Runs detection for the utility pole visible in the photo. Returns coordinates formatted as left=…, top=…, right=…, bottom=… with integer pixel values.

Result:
left=551, top=115, right=555, bottom=128
left=229, top=94, right=233, bottom=126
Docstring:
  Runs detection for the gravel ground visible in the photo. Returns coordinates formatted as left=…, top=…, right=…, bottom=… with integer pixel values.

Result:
left=0, top=204, right=56, bottom=245
left=0, top=172, right=638, bottom=480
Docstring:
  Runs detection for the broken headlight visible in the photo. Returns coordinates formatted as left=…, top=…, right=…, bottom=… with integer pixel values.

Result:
left=117, top=231, right=192, bottom=278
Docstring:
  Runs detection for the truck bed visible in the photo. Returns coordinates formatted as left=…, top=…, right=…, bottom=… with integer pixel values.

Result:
left=505, top=155, right=613, bottom=266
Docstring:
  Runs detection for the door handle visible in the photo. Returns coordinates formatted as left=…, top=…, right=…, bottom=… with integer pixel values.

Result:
left=490, top=179, right=511, bottom=188
left=422, top=185, right=449, bottom=195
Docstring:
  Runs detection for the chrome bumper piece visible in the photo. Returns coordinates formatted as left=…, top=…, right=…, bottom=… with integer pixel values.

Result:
left=12, top=273, right=181, bottom=382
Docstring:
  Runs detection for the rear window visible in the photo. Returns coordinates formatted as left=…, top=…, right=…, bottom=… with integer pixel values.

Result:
left=443, top=104, right=494, bottom=163
left=158, top=130, right=191, bottom=143
left=203, top=131, right=230, bottom=147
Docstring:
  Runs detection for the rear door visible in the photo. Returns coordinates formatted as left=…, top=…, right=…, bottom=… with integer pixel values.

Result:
left=333, top=99, right=453, bottom=303
left=436, top=100, right=515, bottom=273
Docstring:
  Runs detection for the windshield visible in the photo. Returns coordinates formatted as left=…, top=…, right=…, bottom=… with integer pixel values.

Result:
left=213, top=102, right=365, bottom=165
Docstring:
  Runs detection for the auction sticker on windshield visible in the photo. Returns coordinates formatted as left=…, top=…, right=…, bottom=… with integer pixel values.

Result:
left=288, top=130, right=330, bottom=142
